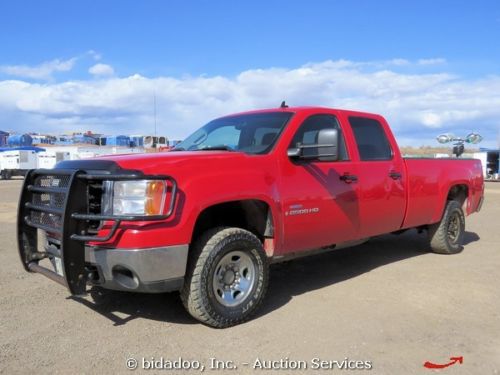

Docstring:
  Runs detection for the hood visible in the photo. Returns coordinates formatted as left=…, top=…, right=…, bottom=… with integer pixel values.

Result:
left=56, top=150, right=256, bottom=177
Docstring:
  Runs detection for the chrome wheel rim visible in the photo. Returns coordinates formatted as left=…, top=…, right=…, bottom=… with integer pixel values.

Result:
left=212, top=251, right=256, bottom=307
left=447, top=212, right=461, bottom=243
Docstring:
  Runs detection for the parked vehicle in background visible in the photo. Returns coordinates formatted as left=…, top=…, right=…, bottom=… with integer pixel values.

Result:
left=143, top=135, right=168, bottom=148
left=17, top=106, right=484, bottom=327
left=474, top=150, right=500, bottom=180
left=36, top=151, right=71, bottom=169
left=1, top=150, right=38, bottom=179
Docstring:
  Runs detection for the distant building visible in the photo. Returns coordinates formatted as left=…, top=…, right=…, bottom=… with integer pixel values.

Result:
left=72, top=134, right=97, bottom=145
left=97, top=136, right=107, bottom=146
left=106, top=135, right=131, bottom=147
left=7, top=134, right=33, bottom=147
left=0, top=131, right=8, bottom=147
left=54, top=135, right=73, bottom=145
left=31, top=134, right=55, bottom=145
left=130, top=135, right=144, bottom=147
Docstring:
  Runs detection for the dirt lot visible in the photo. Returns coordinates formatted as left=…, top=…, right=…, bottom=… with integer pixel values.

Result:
left=0, top=179, right=499, bottom=374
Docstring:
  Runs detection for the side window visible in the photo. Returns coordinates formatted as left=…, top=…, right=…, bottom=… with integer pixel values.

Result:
left=289, top=114, right=348, bottom=160
left=349, top=117, right=392, bottom=161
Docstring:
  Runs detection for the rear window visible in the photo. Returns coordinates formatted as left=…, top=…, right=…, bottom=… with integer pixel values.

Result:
left=349, top=117, right=392, bottom=161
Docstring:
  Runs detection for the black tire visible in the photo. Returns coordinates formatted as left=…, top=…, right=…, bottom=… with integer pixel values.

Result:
left=428, top=200, right=465, bottom=254
left=181, top=227, right=269, bottom=328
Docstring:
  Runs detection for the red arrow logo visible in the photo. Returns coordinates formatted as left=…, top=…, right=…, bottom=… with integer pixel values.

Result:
left=424, top=356, right=463, bottom=369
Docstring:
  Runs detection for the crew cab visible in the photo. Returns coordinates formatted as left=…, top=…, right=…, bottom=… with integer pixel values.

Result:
left=17, top=106, right=484, bottom=327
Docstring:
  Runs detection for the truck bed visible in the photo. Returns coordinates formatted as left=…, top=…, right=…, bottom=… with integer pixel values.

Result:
left=402, top=157, right=484, bottom=229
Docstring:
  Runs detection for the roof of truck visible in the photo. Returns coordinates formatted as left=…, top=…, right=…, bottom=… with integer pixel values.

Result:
left=218, top=106, right=382, bottom=119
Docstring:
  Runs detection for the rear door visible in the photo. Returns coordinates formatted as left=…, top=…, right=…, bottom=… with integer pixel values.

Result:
left=346, top=115, right=406, bottom=237
left=279, top=113, right=360, bottom=253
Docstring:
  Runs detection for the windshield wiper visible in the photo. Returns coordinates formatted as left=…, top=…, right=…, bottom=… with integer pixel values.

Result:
left=198, top=145, right=235, bottom=152
left=170, top=147, right=185, bottom=151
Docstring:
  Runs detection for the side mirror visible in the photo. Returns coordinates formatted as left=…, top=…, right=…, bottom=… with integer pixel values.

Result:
left=287, top=128, right=339, bottom=161
left=316, top=128, right=339, bottom=161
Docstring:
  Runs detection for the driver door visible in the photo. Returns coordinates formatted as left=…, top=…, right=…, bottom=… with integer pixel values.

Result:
left=278, top=114, right=360, bottom=254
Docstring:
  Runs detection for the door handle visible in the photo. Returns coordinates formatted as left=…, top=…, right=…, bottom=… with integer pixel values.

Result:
left=389, top=171, right=402, bottom=180
left=340, top=173, right=358, bottom=183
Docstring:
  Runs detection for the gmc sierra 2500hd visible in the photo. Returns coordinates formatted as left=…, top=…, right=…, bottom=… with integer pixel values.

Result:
left=17, top=106, right=484, bottom=327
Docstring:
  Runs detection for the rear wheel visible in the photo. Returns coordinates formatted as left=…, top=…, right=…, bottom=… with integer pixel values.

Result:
left=428, top=200, right=465, bottom=254
left=181, top=227, right=269, bottom=328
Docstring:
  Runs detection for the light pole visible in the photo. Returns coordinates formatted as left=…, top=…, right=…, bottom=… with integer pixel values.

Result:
left=436, top=133, right=483, bottom=157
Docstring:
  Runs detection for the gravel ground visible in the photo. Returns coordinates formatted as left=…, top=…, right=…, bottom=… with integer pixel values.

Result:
left=1, top=179, right=499, bottom=375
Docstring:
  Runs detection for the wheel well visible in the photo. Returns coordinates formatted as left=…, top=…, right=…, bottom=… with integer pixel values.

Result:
left=192, top=200, right=273, bottom=243
left=447, top=184, right=468, bottom=206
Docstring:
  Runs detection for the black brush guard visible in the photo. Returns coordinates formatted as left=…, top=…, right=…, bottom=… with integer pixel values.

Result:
left=17, top=169, right=177, bottom=295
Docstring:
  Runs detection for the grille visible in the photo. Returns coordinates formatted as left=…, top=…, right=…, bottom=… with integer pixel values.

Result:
left=24, top=172, right=74, bottom=235
left=34, top=175, right=71, bottom=188
left=87, top=181, right=103, bottom=230
left=27, top=175, right=105, bottom=233
left=30, top=210, right=63, bottom=230
left=31, top=175, right=68, bottom=230
left=32, top=191, right=66, bottom=208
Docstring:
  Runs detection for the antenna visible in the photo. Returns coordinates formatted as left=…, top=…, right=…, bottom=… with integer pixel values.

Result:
left=280, top=101, right=288, bottom=108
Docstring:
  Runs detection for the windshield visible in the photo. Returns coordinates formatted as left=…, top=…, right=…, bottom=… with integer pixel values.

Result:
left=173, top=112, right=293, bottom=154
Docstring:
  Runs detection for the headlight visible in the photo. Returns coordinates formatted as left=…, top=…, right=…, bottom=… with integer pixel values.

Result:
left=102, top=180, right=167, bottom=216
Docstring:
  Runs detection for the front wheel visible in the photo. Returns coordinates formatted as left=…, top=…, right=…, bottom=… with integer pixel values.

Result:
left=428, top=200, right=465, bottom=254
left=181, top=227, right=269, bottom=328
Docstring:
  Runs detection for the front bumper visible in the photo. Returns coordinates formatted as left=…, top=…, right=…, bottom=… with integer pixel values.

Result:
left=17, top=166, right=179, bottom=296
left=86, top=244, right=188, bottom=293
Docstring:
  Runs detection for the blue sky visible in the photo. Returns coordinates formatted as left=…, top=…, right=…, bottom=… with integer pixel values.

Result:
left=0, top=0, right=499, bottom=147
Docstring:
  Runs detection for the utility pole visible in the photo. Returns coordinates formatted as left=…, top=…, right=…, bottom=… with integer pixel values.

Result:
left=154, top=92, right=157, bottom=138
left=153, top=92, right=158, bottom=152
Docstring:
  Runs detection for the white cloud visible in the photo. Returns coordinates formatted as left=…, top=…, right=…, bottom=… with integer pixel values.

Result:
left=0, top=59, right=499, bottom=147
left=418, top=58, right=447, bottom=66
left=0, top=58, right=77, bottom=80
left=89, top=63, right=114, bottom=76
left=389, top=58, right=411, bottom=66
left=87, top=50, right=102, bottom=61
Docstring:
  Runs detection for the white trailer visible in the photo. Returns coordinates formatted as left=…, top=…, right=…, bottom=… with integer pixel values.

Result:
left=45, top=146, right=143, bottom=160
left=37, top=151, right=71, bottom=169
left=473, top=152, right=488, bottom=178
left=474, top=150, right=500, bottom=180
left=0, top=150, right=38, bottom=179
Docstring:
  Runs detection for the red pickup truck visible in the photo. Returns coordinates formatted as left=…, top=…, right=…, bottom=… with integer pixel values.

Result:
left=17, top=106, right=484, bottom=327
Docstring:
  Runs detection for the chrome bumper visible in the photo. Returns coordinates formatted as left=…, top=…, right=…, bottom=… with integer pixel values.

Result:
left=85, top=244, right=189, bottom=293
